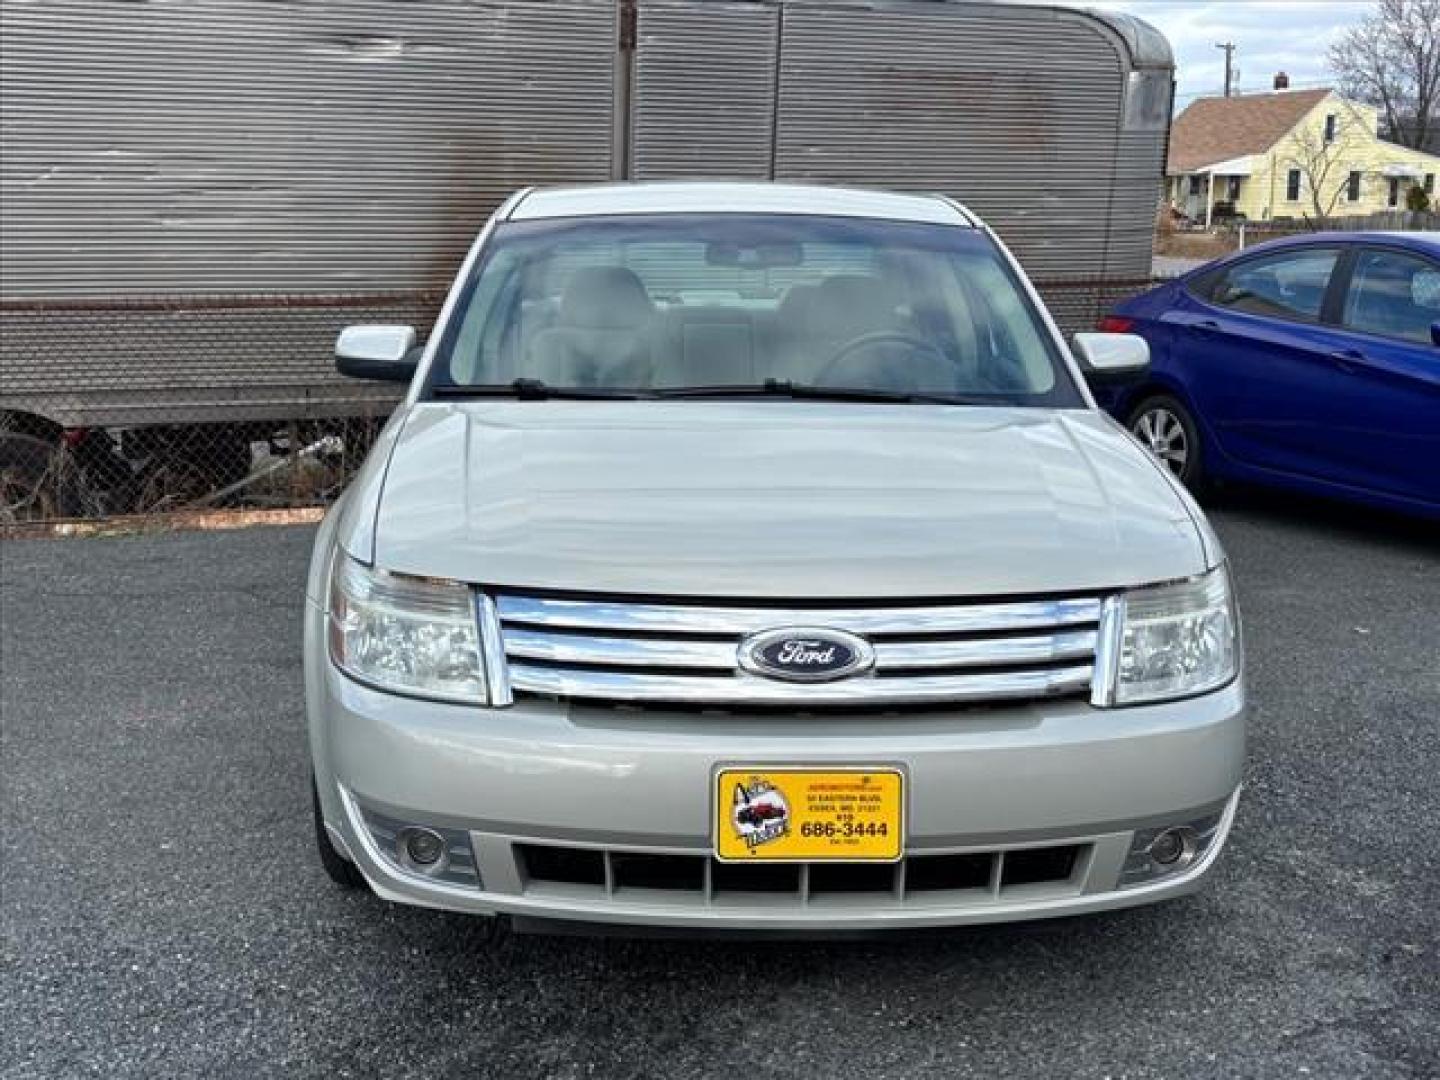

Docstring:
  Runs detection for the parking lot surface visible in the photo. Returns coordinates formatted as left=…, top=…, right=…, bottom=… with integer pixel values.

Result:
left=3, top=495, right=1437, bottom=1079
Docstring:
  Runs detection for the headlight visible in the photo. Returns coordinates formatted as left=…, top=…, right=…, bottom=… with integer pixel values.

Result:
left=328, top=551, right=485, bottom=703
left=1098, top=565, right=1239, bottom=706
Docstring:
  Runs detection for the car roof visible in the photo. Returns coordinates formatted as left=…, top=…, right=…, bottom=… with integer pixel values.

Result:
left=507, top=182, right=978, bottom=228
left=1238, top=231, right=1439, bottom=255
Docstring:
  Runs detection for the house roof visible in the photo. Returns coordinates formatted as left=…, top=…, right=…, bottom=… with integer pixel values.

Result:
left=1168, top=89, right=1333, bottom=174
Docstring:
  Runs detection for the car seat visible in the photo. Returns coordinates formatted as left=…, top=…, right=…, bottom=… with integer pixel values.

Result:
left=800, top=274, right=914, bottom=388
left=526, top=266, right=655, bottom=387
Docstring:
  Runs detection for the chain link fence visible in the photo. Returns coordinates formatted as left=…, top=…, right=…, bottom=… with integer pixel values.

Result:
left=1, top=291, right=443, bottom=526
left=0, top=276, right=1159, bottom=528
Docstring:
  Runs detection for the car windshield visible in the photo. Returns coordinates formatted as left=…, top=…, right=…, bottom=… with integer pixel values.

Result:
left=425, top=213, right=1082, bottom=407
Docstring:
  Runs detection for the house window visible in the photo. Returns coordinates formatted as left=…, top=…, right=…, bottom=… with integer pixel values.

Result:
left=1189, top=175, right=1203, bottom=197
left=1427, top=173, right=1436, bottom=195
left=1324, top=114, right=1337, bottom=143
left=1388, top=178, right=1401, bottom=207
left=1286, top=169, right=1302, bottom=201
left=1347, top=171, right=1362, bottom=202
left=1227, top=177, right=1243, bottom=201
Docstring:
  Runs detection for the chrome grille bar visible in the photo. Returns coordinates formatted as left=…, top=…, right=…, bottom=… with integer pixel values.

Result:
left=503, top=626, right=1099, bottom=672
left=876, top=630, right=1097, bottom=670
left=497, top=595, right=1102, bottom=636
left=506, top=664, right=1093, bottom=706
left=503, top=627, right=735, bottom=669
left=477, top=593, right=513, bottom=707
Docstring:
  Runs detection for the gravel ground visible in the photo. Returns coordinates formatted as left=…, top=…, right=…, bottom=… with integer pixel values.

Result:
left=1152, top=254, right=1211, bottom=278
left=3, top=493, right=1437, bottom=1079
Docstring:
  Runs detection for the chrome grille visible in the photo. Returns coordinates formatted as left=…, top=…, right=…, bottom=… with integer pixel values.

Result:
left=493, top=593, right=1102, bottom=707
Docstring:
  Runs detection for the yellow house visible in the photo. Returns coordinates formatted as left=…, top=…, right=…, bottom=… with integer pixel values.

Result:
left=1166, top=82, right=1440, bottom=225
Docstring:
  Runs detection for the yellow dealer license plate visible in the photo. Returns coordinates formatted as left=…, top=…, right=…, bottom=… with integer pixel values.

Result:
left=713, top=768, right=904, bottom=863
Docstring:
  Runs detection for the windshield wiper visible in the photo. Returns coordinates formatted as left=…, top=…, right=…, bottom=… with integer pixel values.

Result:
left=654, top=379, right=991, bottom=406
left=430, top=378, right=654, bottom=401
left=431, top=378, right=1001, bottom=405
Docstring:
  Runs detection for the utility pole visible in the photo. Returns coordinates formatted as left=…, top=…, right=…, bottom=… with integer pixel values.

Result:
left=1215, top=41, right=1236, bottom=97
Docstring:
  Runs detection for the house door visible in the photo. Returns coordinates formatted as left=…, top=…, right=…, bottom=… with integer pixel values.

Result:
left=1184, top=176, right=1206, bottom=219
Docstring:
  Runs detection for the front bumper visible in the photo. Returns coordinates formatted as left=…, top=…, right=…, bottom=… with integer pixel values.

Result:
left=310, top=653, right=1245, bottom=930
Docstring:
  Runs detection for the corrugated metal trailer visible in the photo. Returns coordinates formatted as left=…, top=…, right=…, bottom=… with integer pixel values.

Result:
left=0, top=0, right=1172, bottom=429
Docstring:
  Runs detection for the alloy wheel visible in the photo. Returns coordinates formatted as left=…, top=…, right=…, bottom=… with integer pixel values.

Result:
left=1132, top=407, right=1190, bottom=478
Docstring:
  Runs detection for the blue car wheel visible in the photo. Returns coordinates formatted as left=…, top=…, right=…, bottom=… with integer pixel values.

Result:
left=1128, top=393, right=1204, bottom=489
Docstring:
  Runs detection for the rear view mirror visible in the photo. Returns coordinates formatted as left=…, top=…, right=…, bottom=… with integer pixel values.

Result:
left=706, top=241, right=803, bottom=268
left=1072, top=332, right=1150, bottom=383
left=335, top=324, right=421, bottom=383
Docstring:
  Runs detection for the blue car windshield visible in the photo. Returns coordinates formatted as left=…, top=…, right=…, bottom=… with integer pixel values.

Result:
left=425, top=214, right=1083, bottom=407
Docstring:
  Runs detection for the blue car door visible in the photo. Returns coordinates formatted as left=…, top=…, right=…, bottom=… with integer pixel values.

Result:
left=1319, top=244, right=1440, bottom=506
left=1163, top=245, right=1350, bottom=479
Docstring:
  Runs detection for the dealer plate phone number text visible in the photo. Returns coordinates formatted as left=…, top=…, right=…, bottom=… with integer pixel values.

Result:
left=798, top=821, right=890, bottom=839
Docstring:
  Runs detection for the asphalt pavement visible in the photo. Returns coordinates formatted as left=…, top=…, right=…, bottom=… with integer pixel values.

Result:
left=3, top=493, right=1437, bottom=1079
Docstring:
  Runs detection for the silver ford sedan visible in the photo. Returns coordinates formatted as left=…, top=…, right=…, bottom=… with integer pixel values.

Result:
left=305, top=182, right=1243, bottom=932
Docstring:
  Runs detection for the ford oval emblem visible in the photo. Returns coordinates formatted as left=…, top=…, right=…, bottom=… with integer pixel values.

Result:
left=737, top=627, right=876, bottom=683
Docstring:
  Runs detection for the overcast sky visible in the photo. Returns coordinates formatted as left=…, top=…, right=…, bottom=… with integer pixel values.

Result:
left=1099, top=0, right=1375, bottom=109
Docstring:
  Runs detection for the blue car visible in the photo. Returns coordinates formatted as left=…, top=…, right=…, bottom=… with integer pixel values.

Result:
left=1099, top=232, right=1439, bottom=519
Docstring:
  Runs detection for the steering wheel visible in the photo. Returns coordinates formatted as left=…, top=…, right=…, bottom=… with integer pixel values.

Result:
left=813, top=330, right=951, bottom=389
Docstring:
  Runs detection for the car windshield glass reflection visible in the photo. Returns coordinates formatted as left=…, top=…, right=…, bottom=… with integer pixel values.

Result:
left=425, top=214, right=1084, bottom=408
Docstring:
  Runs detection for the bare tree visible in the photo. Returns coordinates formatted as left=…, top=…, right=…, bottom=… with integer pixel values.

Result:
left=1329, top=0, right=1440, bottom=149
left=1283, top=112, right=1369, bottom=224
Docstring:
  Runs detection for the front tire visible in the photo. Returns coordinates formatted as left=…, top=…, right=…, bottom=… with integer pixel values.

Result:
left=312, top=776, right=367, bottom=890
left=1128, top=394, right=1204, bottom=489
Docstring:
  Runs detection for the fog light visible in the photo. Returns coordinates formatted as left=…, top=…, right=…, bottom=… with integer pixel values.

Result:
left=351, top=795, right=482, bottom=888
left=1148, top=828, right=1193, bottom=867
left=401, top=827, right=446, bottom=867
left=1119, top=804, right=1232, bottom=889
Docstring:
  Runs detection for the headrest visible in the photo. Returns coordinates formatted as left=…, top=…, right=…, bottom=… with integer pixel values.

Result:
left=560, top=266, right=654, bottom=329
left=807, top=274, right=900, bottom=338
left=777, top=283, right=820, bottom=322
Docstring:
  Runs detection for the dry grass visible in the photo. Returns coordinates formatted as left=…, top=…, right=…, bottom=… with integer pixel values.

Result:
left=1155, top=231, right=1238, bottom=260
left=1, top=506, right=325, bottom=541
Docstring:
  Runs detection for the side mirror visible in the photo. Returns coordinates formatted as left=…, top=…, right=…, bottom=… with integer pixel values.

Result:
left=1431, top=322, right=1440, bottom=348
left=1073, top=332, right=1151, bottom=384
left=335, top=325, right=420, bottom=383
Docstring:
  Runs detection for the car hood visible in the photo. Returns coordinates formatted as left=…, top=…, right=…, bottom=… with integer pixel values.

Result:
left=364, top=401, right=1208, bottom=598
